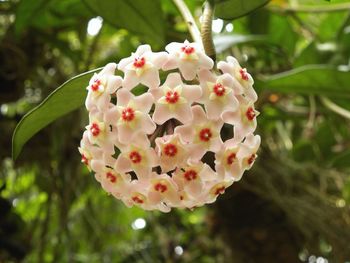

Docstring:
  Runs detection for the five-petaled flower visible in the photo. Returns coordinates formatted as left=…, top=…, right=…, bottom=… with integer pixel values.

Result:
left=155, top=134, right=189, bottom=173
left=118, top=45, right=168, bottom=90
left=222, top=96, right=259, bottom=143
left=115, top=135, right=158, bottom=179
left=175, top=105, right=223, bottom=161
left=163, top=40, right=214, bottom=80
left=151, top=72, right=201, bottom=124
left=85, top=63, right=123, bottom=111
left=198, top=69, right=240, bottom=120
left=104, top=88, right=155, bottom=143
left=217, top=56, right=257, bottom=102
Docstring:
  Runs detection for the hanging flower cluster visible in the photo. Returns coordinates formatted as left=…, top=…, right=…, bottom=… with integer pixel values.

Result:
left=79, top=41, right=260, bottom=212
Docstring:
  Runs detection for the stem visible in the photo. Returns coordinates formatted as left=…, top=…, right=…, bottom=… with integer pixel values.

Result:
left=201, top=1, right=216, bottom=61
left=320, top=96, right=350, bottom=120
left=269, top=3, right=350, bottom=13
left=305, top=95, right=316, bottom=138
left=165, top=119, right=175, bottom=135
left=172, top=0, right=202, bottom=45
left=149, top=125, right=165, bottom=146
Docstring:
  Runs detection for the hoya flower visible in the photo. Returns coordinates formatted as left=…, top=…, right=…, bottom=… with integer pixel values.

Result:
left=163, top=40, right=214, bottom=80
left=93, top=165, right=131, bottom=199
left=122, top=181, right=150, bottom=208
left=217, top=56, right=257, bottom=102
left=86, top=110, right=107, bottom=145
left=205, top=179, right=234, bottom=204
left=148, top=173, right=180, bottom=208
left=175, top=105, right=223, bottom=161
left=173, top=162, right=216, bottom=199
left=104, top=88, right=156, bottom=143
left=177, top=190, right=199, bottom=209
left=78, top=131, right=104, bottom=171
left=85, top=63, right=123, bottom=111
left=222, top=96, right=259, bottom=143
left=118, top=45, right=168, bottom=90
left=79, top=48, right=260, bottom=212
left=239, top=134, right=261, bottom=171
left=151, top=72, right=202, bottom=124
left=155, top=134, right=189, bottom=173
left=85, top=109, right=120, bottom=156
left=198, top=69, right=239, bottom=120
left=115, top=135, right=158, bottom=179
left=215, top=139, right=244, bottom=182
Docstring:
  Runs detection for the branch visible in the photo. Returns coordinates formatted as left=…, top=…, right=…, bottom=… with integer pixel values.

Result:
left=172, top=0, right=202, bottom=46
left=320, top=96, right=350, bottom=120
left=304, top=95, right=316, bottom=138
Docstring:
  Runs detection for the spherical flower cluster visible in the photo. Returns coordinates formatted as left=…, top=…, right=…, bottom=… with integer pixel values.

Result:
left=79, top=40, right=260, bottom=212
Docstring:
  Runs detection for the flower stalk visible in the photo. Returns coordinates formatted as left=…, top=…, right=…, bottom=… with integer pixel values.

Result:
left=201, top=1, right=216, bottom=61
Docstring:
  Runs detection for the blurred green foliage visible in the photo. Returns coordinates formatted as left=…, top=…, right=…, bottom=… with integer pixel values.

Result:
left=1, top=0, right=350, bottom=262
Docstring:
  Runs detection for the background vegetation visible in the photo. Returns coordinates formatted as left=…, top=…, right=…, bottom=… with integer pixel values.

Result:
left=1, top=0, right=350, bottom=262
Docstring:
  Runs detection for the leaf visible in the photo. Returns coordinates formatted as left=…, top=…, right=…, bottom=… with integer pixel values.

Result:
left=14, top=0, right=51, bottom=34
left=83, top=0, right=165, bottom=46
left=318, top=12, right=348, bottom=41
left=12, top=68, right=101, bottom=160
left=259, top=65, right=350, bottom=97
left=292, top=140, right=317, bottom=162
left=214, top=34, right=266, bottom=53
left=15, top=0, right=92, bottom=35
left=293, top=42, right=332, bottom=68
left=214, top=0, right=270, bottom=20
left=268, top=14, right=297, bottom=55
left=330, top=150, right=350, bottom=169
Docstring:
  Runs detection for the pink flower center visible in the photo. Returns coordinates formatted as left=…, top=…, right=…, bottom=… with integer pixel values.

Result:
left=214, top=186, right=226, bottom=195
left=213, top=83, right=225, bottom=97
left=181, top=45, right=195, bottom=55
left=90, top=123, right=100, bottom=137
left=199, top=128, right=212, bottom=142
left=246, top=107, right=256, bottom=121
left=163, top=144, right=178, bottom=157
left=165, top=91, right=179, bottom=104
left=239, top=68, right=249, bottom=81
left=81, top=154, right=89, bottom=165
left=184, top=170, right=197, bottom=181
left=91, top=79, right=101, bottom=92
left=247, top=154, right=256, bottom=165
left=122, top=107, right=135, bottom=122
left=129, top=151, right=142, bottom=164
left=226, top=152, right=236, bottom=165
left=154, top=182, right=167, bottom=193
left=106, top=172, right=117, bottom=183
left=132, top=194, right=145, bottom=204
left=133, top=57, right=145, bottom=68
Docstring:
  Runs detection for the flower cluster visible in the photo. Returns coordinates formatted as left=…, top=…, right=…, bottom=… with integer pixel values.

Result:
left=79, top=40, right=260, bottom=212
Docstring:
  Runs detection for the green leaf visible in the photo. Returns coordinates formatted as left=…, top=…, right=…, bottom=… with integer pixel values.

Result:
left=293, top=43, right=333, bottom=68
left=214, top=0, right=270, bottom=20
left=15, top=0, right=92, bottom=35
left=12, top=68, right=101, bottom=160
left=330, top=150, right=350, bottom=169
left=268, top=14, right=297, bottom=55
left=259, top=65, right=350, bottom=97
left=318, top=12, right=348, bottom=41
left=292, top=140, right=317, bottom=162
left=214, top=34, right=266, bottom=53
left=83, top=0, right=165, bottom=46
left=14, top=0, right=50, bottom=34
